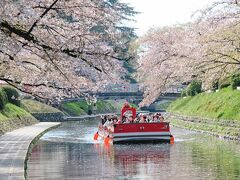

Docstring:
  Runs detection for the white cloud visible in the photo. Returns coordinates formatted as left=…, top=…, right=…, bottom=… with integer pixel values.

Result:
left=121, top=0, right=216, bottom=35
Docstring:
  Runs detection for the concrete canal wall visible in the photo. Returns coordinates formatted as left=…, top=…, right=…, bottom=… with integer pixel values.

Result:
left=167, top=88, right=240, bottom=141
left=166, top=113, right=240, bottom=141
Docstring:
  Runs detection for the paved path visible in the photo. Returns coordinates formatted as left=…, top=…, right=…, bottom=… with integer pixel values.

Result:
left=0, top=122, right=60, bottom=180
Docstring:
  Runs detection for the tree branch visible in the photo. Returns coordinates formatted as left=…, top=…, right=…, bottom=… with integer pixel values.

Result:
left=0, top=21, right=103, bottom=72
left=0, top=49, right=14, bottom=60
left=27, top=0, right=59, bottom=34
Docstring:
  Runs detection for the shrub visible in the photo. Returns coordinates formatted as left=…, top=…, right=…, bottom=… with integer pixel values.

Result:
left=211, top=80, right=219, bottom=90
left=219, top=83, right=231, bottom=89
left=186, top=80, right=202, bottom=96
left=231, top=73, right=240, bottom=89
left=2, top=86, right=20, bottom=106
left=181, top=89, right=187, bottom=97
left=0, top=88, right=8, bottom=110
left=219, top=77, right=231, bottom=89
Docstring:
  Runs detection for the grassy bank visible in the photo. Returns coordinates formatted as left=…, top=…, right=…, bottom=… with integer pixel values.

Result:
left=156, top=100, right=173, bottom=110
left=61, top=99, right=138, bottom=116
left=21, top=99, right=61, bottom=113
left=0, top=85, right=65, bottom=135
left=0, top=86, right=40, bottom=135
left=168, top=87, right=240, bottom=120
left=61, top=100, right=116, bottom=116
left=0, top=99, right=64, bottom=135
left=0, top=103, right=38, bottom=135
left=167, top=88, right=240, bottom=139
left=22, top=99, right=65, bottom=122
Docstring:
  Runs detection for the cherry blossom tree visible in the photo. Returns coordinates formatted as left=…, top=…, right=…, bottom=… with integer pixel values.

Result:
left=195, top=0, right=240, bottom=89
left=136, top=25, right=200, bottom=106
left=136, top=0, right=240, bottom=106
left=0, top=0, right=137, bottom=102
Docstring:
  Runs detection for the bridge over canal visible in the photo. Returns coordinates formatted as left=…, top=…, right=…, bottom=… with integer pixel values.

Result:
left=52, top=84, right=185, bottom=118
left=61, top=91, right=180, bottom=104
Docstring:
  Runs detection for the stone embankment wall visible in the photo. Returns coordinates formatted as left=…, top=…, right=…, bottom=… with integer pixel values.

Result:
left=32, top=112, right=65, bottom=122
left=166, top=113, right=240, bottom=141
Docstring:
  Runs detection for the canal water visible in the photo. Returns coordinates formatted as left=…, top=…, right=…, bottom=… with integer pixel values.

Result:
left=27, top=120, right=240, bottom=180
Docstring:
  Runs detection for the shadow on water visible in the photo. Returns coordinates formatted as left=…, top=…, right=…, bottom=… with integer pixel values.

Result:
left=27, top=120, right=240, bottom=180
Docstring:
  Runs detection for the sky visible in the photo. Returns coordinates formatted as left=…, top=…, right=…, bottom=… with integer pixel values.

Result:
left=121, top=0, right=216, bottom=35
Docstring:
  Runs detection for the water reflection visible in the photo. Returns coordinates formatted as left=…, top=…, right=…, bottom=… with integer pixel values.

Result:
left=93, top=143, right=171, bottom=179
left=27, top=121, right=240, bottom=180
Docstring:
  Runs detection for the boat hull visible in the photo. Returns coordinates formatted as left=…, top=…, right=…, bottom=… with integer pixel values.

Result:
left=112, top=123, right=173, bottom=143
left=113, top=136, right=171, bottom=143
left=113, top=132, right=172, bottom=143
left=97, top=122, right=174, bottom=144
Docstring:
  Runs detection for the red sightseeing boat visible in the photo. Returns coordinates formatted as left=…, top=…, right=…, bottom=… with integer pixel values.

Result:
left=94, top=103, right=174, bottom=144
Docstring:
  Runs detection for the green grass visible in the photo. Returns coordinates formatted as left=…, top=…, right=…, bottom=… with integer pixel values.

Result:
left=0, top=98, right=63, bottom=135
left=168, top=87, right=240, bottom=121
left=0, top=103, right=38, bottom=135
left=105, top=100, right=125, bottom=111
left=158, top=101, right=172, bottom=110
left=61, top=101, right=87, bottom=116
left=3, top=103, right=31, bottom=118
left=0, top=103, right=32, bottom=121
left=61, top=100, right=116, bottom=116
left=21, top=99, right=61, bottom=113
left=95, top=100, right=116, bottom=112
left=61, top=99, right=138, bottom=116
left=106, top=99, right=138, bottom=111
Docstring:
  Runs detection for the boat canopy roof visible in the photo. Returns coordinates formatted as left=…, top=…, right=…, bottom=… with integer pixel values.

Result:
left=121, top=102, right=136, bottom=120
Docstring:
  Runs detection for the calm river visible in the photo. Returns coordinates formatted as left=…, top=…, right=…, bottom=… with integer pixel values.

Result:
left=27, top=120, right=240, bottom=180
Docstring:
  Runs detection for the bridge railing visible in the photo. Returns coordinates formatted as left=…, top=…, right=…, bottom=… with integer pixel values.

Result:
left=102, top=84, right=186, bottom=94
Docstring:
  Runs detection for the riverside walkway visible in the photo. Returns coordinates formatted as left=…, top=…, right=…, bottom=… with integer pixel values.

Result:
left=0, top=122, right=60, bottom=180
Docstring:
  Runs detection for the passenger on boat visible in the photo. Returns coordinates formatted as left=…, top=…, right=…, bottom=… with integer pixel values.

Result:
left=139, top=115, right=147, bottom=123
left=122, top=115, right=127, bottom=123
left=152, top=115, right=158, bottom=123
left=160, top=116, right=164, bottom=122
left=113, top=117, right=118, bottom=124
left=134, top=117, right=139, bottom=123
left=123, top=114, right=132, bottom=124
left=128, top=115, right=134, bottom=123
left=137, top=114, right=142, bottom=123
left=101, top=115, right=107, bottom=125
left=103, top=118, right=111, bottom=127
left=117, top=118, right=122, bottom=124
left=147, top=113, right=153, bottom=122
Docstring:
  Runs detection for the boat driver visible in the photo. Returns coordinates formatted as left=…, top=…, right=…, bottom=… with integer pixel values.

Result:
left=128, top=115, right=134, bottom=123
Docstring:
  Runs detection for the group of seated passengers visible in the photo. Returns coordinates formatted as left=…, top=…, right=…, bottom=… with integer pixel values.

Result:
left=101, top=114, right=118, bottom=126
left=101, top=113, right=164, bottom=126
left=122, top=113, right=164, bottom=124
